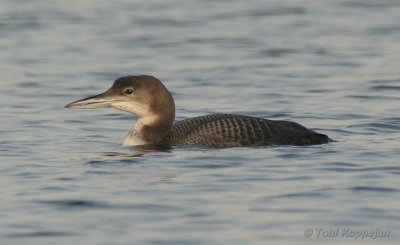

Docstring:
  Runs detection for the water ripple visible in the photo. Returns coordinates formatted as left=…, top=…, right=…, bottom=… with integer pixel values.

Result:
left=347, top=122, right=400, bottom=133
left=347, top=95, right=400, bottom=100
left=5, top=231, right=75, bottom=238
left=371, top=85, right=400, bottom=90
left=349, top=186, right=399, bottom=193
left=37, top=199, right=185, bottom=213
left=37, top=200, right=109, bottom=209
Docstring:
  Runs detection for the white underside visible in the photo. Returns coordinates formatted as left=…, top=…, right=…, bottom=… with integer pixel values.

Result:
left=123, top=128, right=148, bottom=146
left=123, top=135, right=146, bottom=146
left=122, top=117, right=158, bottom=146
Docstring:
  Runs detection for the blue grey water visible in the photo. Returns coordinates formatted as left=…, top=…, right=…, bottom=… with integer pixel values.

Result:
left=1, top=0, right=399, bottom=244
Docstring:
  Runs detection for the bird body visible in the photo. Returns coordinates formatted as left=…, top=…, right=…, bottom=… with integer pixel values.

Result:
left=65, top=75, right=330, bottom=148
left=164, top=114, right=328, bottom=147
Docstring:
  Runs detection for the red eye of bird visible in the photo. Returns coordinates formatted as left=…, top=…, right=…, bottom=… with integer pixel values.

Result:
left=125, top=88, right=133, bottom=95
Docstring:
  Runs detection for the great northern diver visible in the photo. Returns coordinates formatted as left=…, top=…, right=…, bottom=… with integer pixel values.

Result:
left=65, top=75, right=330, bottom=148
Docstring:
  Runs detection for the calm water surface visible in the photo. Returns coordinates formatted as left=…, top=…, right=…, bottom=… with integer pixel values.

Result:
left=1, top=0, right=400, bottom=244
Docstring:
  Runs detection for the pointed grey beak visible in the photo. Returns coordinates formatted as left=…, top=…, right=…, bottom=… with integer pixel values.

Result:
left=65, top=92, right=114, bottom=109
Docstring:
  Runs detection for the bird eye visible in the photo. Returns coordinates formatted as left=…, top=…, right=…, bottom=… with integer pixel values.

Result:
left=125, top=88, right=134, bottom=95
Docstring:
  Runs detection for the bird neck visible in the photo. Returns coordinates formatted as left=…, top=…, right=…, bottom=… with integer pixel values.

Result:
left=123, top=113, right=174, bottom=146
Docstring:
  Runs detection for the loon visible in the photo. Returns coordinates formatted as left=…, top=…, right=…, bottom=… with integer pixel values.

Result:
left=65, top=75, right=330, bottom=148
